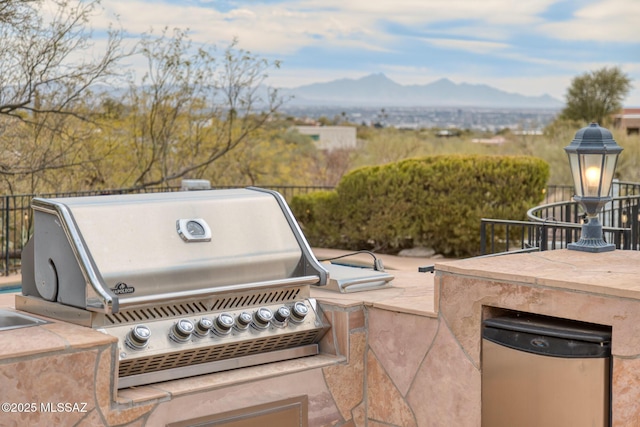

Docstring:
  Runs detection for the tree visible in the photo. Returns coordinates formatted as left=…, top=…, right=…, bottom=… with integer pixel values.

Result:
left=0, top=0, right=126, bottom=193
left=212, top=124, right=319, bottom=186
left=0, top=0, right=125, bottom=119
left=560, top=67, right=632, bottom=125
left=0, top=5, right=287, bottom=193
left=119, top=29, right=285, bottom=189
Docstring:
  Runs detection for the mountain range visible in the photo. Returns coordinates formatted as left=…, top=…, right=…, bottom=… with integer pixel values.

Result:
left=279, top=73, right=563, bottom=109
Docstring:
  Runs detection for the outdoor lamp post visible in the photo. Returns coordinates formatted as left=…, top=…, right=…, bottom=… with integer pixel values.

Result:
left=564, top=123, right=623, bottom=252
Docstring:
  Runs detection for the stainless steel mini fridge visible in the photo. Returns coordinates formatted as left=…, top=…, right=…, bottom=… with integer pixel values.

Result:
left=482, top=313, right=611, bottom=427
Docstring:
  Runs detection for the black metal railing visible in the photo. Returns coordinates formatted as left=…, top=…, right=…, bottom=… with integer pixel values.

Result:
left=0, top=185, right=332, bottom=276
left=480, top=218, right=631, bottom=255
left=480, top=180, right=640, bottom=255
left=5, top=181, right=640, bottom=273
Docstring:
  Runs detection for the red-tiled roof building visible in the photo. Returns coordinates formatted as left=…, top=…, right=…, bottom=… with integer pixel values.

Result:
left=613, top=108, right=640, bottom=135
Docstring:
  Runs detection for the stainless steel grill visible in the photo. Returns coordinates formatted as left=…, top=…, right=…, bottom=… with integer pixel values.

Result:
left=16, top=187, right=329, bottom=388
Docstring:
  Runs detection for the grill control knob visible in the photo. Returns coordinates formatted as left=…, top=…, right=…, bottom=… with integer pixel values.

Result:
left=171, top=319, right=194, bottom=342
left=290, top=302, right=309, bottom=323
left=195, top=317, right=213, bottom=337
left=235, top=312, right=252, bottom=331
left=212, top=313, right=235, bottom=336
left=273, top=306, right=291, bottom=326
left=126, top=325, right=151, bottom=350
left=252, top=307, right=273, bottom=329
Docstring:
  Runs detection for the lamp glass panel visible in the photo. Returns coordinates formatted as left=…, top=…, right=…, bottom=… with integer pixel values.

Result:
left=600, top=154, right=619, bottom=197
left=568, top=153, right=583, bottom=197
left=579, top=154, right=605, bottom=197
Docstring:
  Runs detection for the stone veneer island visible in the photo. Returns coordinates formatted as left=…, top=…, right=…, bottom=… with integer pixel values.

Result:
left=1, top=249, right=639, bottom=426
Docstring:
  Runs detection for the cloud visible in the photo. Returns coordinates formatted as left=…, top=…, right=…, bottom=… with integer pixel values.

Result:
left=300, top=0, right=554, bottom=25
left=422, top=38, right=510, bottom=55
left=92, top=0, right=640, bottom=54
left=537, top=0, right=640, bottom=42
left=83, top=0, right=640, bottom=105
left=93, top=0, right=555, bottom=54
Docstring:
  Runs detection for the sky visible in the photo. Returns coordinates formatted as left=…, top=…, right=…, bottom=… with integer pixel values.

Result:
left=94, top=0, right=640, bottom=106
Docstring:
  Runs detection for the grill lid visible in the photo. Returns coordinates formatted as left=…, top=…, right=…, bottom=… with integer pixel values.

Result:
left=21, top=187, right=327, bottom=314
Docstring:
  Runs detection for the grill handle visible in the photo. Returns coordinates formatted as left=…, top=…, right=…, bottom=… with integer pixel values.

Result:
left=247, top=187, right=328, bottom=286
left=115, top=275, right=321, bottom=310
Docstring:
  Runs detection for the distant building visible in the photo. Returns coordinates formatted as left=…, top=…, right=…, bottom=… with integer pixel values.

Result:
left=294, top=126, right=357, bottom=151
left=612, top=108, right=640, bottom=135
left=471, top=136, right=507, bottom=145
left=513, top=130, right=543, bottom=136
left=436, top=129, right=460, bottom=137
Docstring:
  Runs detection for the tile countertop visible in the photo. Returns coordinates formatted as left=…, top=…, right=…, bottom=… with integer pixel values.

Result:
left=0, top=292, right=116, bottom=361
left=435, top=248, right=640, bottom=300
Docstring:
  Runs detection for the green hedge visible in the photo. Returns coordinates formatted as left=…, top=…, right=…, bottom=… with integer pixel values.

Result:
left=290, top=155, right=549, bottom=257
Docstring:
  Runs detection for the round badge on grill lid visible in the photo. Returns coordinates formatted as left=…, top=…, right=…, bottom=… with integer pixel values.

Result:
left=176, top=218, right=212, bottom=242
left=186, top=221, right=205, bottom=236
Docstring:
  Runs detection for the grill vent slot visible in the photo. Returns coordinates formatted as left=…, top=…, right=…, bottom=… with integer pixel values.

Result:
left=212, top=287, right=303, bottom=311
left=106, top=301, right=209, bottom=325
left=118, top=329, right=322, bottom=377
left=105, top=288, right=303, bottom=325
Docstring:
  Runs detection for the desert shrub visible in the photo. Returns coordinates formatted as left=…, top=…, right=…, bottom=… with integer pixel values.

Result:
left=289, top=190, right=343, bottom=249
left=291, top=154, right=549, bottom=257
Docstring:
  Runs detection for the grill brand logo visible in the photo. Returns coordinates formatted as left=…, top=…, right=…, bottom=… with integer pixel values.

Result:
left=111, top=282, right=135, bottom=295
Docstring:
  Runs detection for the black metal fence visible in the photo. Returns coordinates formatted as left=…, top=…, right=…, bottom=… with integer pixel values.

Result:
left=480, top=218, right=631, bottom=255
left=480, top=180, right=640, bottom=255
left=6, top=181, right=640, bottom=274
left=0, top=185, right=332, bottom=276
